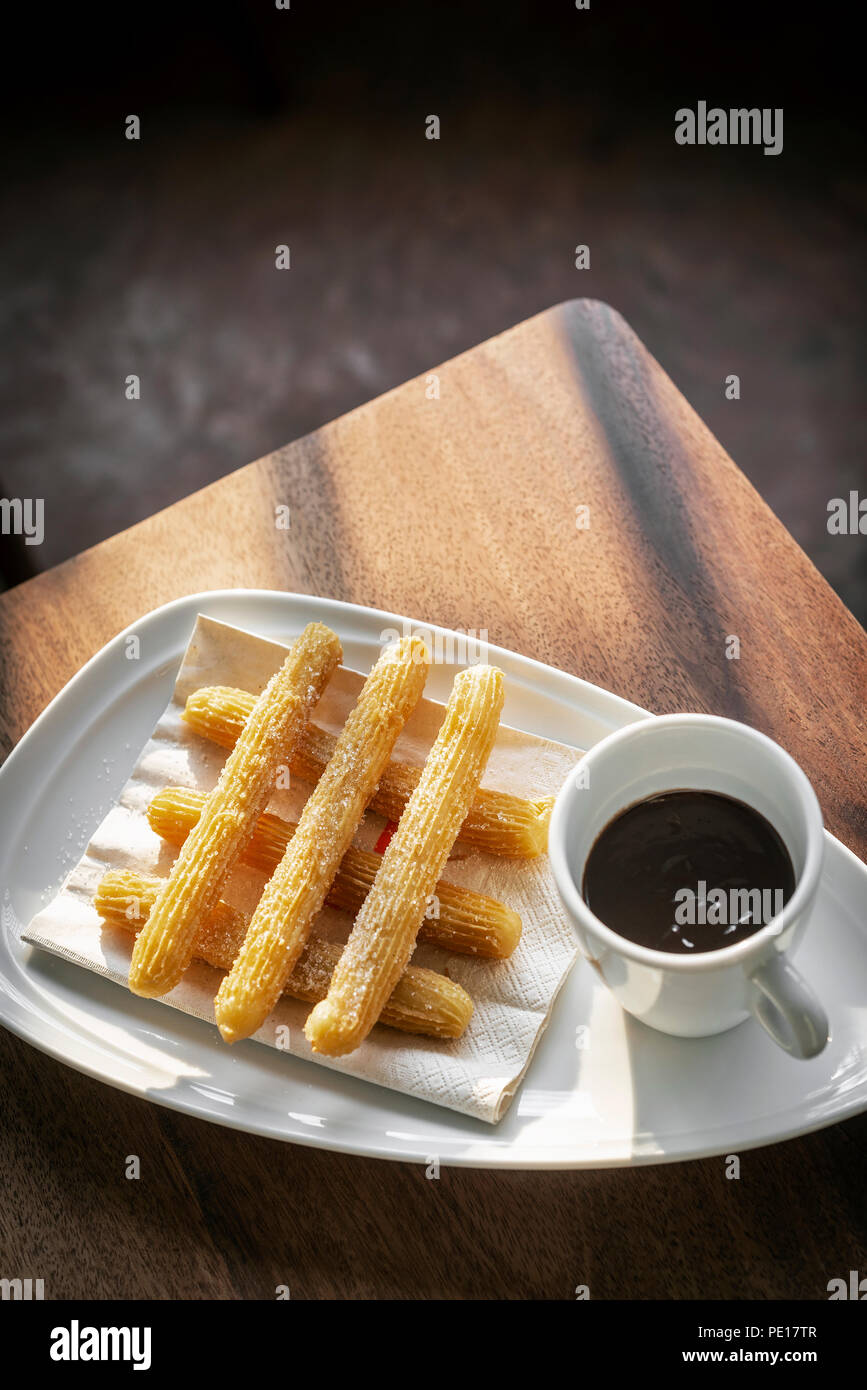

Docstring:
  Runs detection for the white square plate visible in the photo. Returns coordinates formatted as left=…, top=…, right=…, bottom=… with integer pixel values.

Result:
left=2, top=589, right=866, bottom=1167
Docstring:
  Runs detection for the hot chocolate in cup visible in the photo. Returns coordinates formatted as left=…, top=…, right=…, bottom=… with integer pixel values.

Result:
left=549, top=714, right=828, bottom=1058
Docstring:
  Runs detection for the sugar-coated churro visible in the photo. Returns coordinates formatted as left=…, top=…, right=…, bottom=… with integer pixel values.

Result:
left=96, top=870, right=473, bottom=1039
left=147, top=786, right=522, bottom=958
left=183, top=684, right=552, bottom=857
left=128, top=623, right=342, bottom=998
left=215, top=635, right=431, bottom=1042
left=305, top=664, right=505, bottom=1057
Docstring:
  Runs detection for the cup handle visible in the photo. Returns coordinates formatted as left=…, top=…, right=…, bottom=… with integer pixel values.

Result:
left=747, top=954, right=829, bottom=1059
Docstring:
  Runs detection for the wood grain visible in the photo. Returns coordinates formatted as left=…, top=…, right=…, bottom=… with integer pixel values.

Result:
left=1, top=298, right=865, bottom=1299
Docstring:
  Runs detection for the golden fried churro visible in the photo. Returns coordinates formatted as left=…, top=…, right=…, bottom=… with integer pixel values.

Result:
left=96, top=870, right=473, bottom=1039
left=183, top=684, right=552, bottom=857
left=147, top=786, right=522, bottom=958
left=128, top=623, right=342, bottom=998
left=215, top=635, right=431, bottom=1043
left=305, top=665, right=504, bottom=1057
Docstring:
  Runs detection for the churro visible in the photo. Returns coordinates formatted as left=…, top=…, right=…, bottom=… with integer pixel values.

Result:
left=215, top=635, right=430, bottom=1042
left=128, top=622, right=342, bottom=998
left=305, top=664, right=504, bottom=1057
left=96, top=870, right=473, bottom=1039
left=183, top=684, right=552, bottom=857
left=147, top=786, right=522, bottom=958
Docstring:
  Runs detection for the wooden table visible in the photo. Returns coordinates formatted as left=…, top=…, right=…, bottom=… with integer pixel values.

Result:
left=2, top=299, right=865, bottom=1299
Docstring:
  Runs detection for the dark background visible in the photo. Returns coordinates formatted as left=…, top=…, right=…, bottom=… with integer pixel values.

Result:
left=1, top=0, right=864, bottom=620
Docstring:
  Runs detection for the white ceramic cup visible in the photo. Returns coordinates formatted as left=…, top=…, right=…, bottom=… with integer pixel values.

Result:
left=548, top=713, right=829, bottom=1058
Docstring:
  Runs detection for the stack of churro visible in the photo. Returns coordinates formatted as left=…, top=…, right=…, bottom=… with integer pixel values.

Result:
left=98, top=621, right=552, bottom=1055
